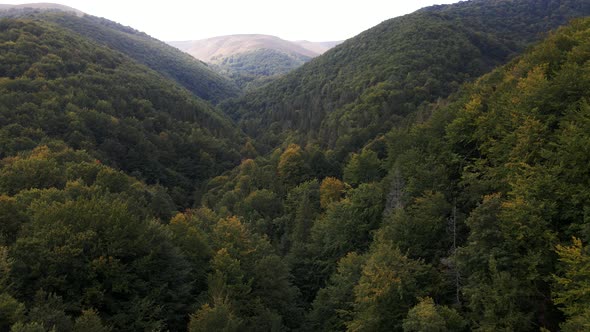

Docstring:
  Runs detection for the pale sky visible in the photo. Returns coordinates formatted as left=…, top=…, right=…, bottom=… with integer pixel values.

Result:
left=2, top=0, right=461, bottom=41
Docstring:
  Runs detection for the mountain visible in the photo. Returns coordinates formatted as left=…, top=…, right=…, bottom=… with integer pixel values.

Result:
left=0, top=2, right=83, bottom=16
left=201, top=16, right=590, bottom=331
left=211, top=48, right=312, bottom=90
left=0, top=7, right=239, bottom=103
left=225, top=0, right=590, bottom=156
left=346, top=17, right=590, bottom=331
left=2, top=1, right=590, bottom=331
left=0, top=16, right=244, bottom=208
left=170, top=34, right=320, bottom=62
left=294, top=40, right=342, bottom=55
left=169, top=35, right=341, bottom=90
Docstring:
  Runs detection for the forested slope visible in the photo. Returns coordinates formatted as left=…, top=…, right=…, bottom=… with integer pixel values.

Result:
left=201, top=17, right=590, bottom=331
left=0, top=16, right=301, bottom=332
left=225, top=0, right=590, bottom=156
left=0, top=10, right=239, bottom=103
left=212, top=48, right=312, bottom=90
left=0, top=18, right=244, bottom=208
left=1, top=1, right=590, bottom=332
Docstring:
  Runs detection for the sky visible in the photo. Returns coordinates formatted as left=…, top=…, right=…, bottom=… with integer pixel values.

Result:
left=2, top=0, right=461, bottom=41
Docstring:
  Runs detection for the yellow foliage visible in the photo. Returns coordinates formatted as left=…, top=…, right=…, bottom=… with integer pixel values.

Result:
left=320, top=177, right=346, bottom=208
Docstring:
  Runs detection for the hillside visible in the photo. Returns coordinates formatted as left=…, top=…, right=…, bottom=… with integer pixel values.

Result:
left=225, top=0, right=590, bottom=155
left=0, top=17, right=244, bottom=208
left=200, top=17, right=590, bottom=331
left=1, top=1, right=590, bottom=332
left=0, top=8, right=239, bottom=103
left=212, top=48, right=313, bottom=90
left=0, top=2, right=83, bottom=16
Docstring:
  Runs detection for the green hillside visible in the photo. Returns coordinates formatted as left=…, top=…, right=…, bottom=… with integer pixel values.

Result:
left=0, top=10, right=239, bottom=103
left=213, top=48, right=312, bottom=90
left=226, top=0, right=590, bottom=156
left=0, top=18, right=243, bottom=207
left=202, top=17, right=590, bottom=331
left=1, top=1, right=590, bottom=332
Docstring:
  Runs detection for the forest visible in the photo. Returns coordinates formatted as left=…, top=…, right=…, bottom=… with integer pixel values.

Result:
left=0, top=0, right=590, bottom=331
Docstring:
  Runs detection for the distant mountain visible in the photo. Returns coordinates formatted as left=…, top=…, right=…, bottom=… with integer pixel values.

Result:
left=211, top=48, right=312, bottom=90
left=294, top=40, right=342, bottom=54
left=169, top=34, right=320, bottom=62
left=169, top=35, right=341, bottom=90
left=0, top=2, right=83, bottom=16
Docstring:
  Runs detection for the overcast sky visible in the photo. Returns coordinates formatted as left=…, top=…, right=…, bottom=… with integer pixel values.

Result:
left=2, top=0, right=461, bottom=41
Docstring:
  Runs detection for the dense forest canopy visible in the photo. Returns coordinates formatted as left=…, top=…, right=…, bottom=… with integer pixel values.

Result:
left=0, top=9, right=240, bottom=103
left=211, top=48, right=313, bottom=91
left=224, top=0, right=590, bottom=157
left=0, top=0, right=590, bottom=331
left=0, top=18, right=244, bottom=208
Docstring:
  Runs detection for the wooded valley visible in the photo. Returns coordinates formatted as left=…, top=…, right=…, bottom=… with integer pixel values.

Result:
left=0, top=0, right=590, bottom=331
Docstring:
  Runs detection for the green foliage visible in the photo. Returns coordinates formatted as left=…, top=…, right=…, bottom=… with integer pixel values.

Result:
left=402, top=297, right=465, bottom=332
left=553, top=237, right=590, bottom=331
left=10, top=322, right=46, bottom=332
left=1, top=2, right=590, bottom=332
left=186, top=214, right=303, bottom=331
left=308, top=252, right=365, bottom=331
left=343, top=149, right=383, bottom=186
left=0, top=293, right=25, bottom=331
left=10, top=197, right=194, bottom=331
left=188, top=297, right=242, bottom=332
left=26, top=291, right=73, bottom=332
left=312, top=183, right=384, bottom=258
left=0, top=18, right=243, bottom=208
left=0, top=10, right=239, bottom=102
left=380, top=191, right=452, bottom=263
left=72, top=309, right=110, bottom=332
left=0, top=196, right=26, bottom=244
left=278, top=144, right=310, bottom=186
left=224, top=0, right=590, bottom=157
left=348, top=243, right=434, bottom=332
left=212, top=48, right=311, bottom=91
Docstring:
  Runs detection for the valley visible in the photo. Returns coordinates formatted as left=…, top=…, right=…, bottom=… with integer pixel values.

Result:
left=0, top=0, right=590, bottom=331
left=169, top=34, right=341, bottom=90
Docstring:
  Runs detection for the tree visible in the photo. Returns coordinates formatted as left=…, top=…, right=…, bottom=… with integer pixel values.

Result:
left=0, top=294, right=25, bottom=331
left=277, top=144, right=309, bottom=186
left=553, top=237, right=590, bottom=331
left=188, top=297, right=242, bottom=332
left=348, top=243, right=433, bottom=332
left=10, top=197, right=193, bottom=331
left=312, top=183, right=384, bottom=264
left=403, top=297, right=466, bottom=332
left=0, top=196, right=26, bottom=245
left=240, top=140, right=258, bottom=159
left=343, top=149, right=383, bottom=186
left=457, top=195, right=538, bottom=330
left=203, top=216, right=303, bottom=330
left=308, top=252, right=365, bottom=331
left=9, top=322, right=46, bottom=332
left=379, top=191, right=451, bottom=263
left=319, top=177, right=347, bottom=209
left=72, top=310, right=110, bottom=332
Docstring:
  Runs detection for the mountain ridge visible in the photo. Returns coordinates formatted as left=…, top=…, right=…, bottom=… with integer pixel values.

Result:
left=169, top=34, right=341, bottom=91
left=168, top=34, right=340, bottom=62
left=0, top=2, right=83, bottom=16
left=0, top=8, right=240, bottom=103
left=224, top=0, right=590, bottom=155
